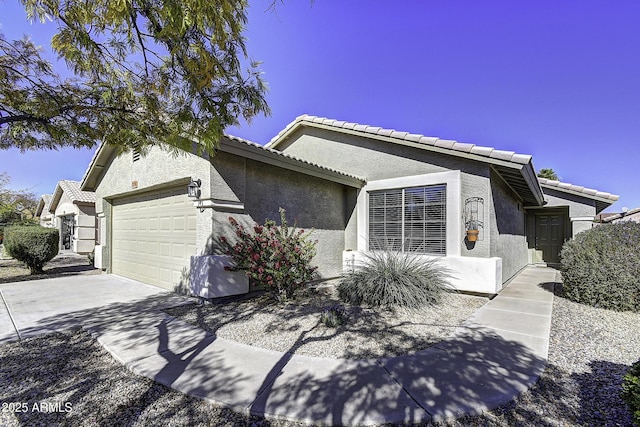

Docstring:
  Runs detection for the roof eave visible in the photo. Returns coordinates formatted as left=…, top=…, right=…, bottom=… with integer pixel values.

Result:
left=286, top=121, right=527, bottom=168
left=35, top=198, right=46, bottom=216
left=48, top=184, right=64, bottom=213
left=220, top=137, right=365, bottom=188
left=540, top=183, right=618, bottom=214
left=81, top=143, right=117, bottom=192
left=271, top=120, right=544, bottom=205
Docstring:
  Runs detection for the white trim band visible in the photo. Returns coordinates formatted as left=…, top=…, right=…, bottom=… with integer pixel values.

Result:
left=193, top=199, right=245, bottom=211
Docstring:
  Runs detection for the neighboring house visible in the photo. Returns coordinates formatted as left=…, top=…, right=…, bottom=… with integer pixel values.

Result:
left=597, top=207, right=640, bottom=224
left=49, top=180, right=97, bottom=254
left=81, top=115, right=618, bottom=295
left=35, top=194, right=55, bottom=228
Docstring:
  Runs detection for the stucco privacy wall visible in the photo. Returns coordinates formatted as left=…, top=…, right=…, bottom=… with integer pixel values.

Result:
left=207, top=151, right=357, bottom=278
left=92, top=145, right=213, bottom=273
left=489, top=169, right=528, bottom=283
left=276, top=127, right=506, bottom=293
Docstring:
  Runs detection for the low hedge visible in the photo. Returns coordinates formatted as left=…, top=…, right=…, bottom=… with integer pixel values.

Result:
left=559, top=222, right=640, bottom=312
left=4, top=226, right=59, bottom=273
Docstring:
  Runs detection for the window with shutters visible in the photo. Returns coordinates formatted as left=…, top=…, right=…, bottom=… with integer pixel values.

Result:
left=369, top=184, right=446, bottom=255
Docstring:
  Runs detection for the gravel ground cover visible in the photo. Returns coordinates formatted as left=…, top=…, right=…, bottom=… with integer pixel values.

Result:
left=0, top=251, right=100, bottom=284
left=0, top=286, right=638, bottom=426
left=165, top=288, right=488, bottom=359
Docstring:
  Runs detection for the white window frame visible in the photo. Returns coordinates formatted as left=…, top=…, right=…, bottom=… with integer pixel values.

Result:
left=357, top=171, right=462, bottom=257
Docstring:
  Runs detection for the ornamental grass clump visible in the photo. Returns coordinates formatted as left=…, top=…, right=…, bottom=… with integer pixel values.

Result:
left=222, top=208, right=318, bottom=302
left=560, top=221, right=640, bottom=312
left=337, top=250, right=452, bottom=309
left=4, top=226, right=59, bottom=274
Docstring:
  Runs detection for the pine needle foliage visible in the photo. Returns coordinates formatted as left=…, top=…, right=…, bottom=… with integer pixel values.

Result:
left=337, top=251, right=453, bottom=309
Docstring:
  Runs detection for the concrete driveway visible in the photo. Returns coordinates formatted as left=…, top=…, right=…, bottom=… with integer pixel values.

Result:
left=0, top=274, right=188, bottom=343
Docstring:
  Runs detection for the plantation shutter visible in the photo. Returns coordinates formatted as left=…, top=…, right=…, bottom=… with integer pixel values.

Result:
left=369, top=185, right=446, bottom=255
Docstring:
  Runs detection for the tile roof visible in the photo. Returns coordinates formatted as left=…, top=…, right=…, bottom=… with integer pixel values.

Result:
left=81, top=135, right=366, bottom=192
left=597, top=207, right=640, bottom=223
left=35, top=194, right=53, bottom=217
left=538, top=177, right=619, bottom=202
left=60, top=180, right=96, bottom=203
left=267, top=114, right=545, bottom=206
left=268, top=114, right=534, bottom=166
left=51, top=180, right=96, bottom=212
left=223, top=134, right=366, bottom=184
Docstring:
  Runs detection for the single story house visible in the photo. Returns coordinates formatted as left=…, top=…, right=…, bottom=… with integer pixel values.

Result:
left=81, top=115, right=618, bottom=295
left=81, top=135, right=363, bottom=294
left=35, top=194, right=55, bottom=228
left=49, top=180, right=97, bottom=254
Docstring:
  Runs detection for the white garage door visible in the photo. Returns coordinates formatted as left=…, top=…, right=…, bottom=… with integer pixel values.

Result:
left=112, top=187, right=197, bottom=290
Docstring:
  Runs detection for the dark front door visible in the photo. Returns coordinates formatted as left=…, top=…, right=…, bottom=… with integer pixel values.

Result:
left=536, top=214, right=564, bottom=264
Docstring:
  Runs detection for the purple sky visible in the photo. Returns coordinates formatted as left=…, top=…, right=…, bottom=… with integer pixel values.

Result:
left=2, top=1, right=639, bottom=211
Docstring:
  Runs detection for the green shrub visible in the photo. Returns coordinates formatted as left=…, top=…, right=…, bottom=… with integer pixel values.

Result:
left=622, top=359, right=640, bottom=426
left=4, top=226, right=59, bottom=274
left=320, top=304, right=347, bottom=328
left=222, top=208, right=318, bottom=302
left=337, top=251, right=452, bottom=309
left=1, top=220, right=37, bottom=245
left=559, top=222, right=640, bottom=312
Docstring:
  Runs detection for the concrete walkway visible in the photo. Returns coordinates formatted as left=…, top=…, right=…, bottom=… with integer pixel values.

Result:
left=0, top=266, right=559, bottom=425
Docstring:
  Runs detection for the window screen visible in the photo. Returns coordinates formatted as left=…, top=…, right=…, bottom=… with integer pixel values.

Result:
left=369, top=184, right=446, bottom=255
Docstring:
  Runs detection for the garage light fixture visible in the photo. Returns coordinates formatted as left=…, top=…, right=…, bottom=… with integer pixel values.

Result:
left=187, top=178, right=201, bottom=199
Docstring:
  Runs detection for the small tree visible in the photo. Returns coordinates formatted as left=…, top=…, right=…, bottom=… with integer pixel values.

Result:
left=537, top=168, right=559, bottom=181
left=221, top=208, right=318, bottom=302
left=4, top=226, right=59, bottom=274
left=1, top=0, right=270, bottom=154
left=0, top=173, right=38, bottom=224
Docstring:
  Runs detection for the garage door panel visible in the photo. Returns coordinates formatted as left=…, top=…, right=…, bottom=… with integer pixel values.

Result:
left=112, top=187, right=196, bottom=290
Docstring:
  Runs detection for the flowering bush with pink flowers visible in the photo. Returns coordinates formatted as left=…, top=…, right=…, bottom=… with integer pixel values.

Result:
left=220, top=208, right=318, bottom=302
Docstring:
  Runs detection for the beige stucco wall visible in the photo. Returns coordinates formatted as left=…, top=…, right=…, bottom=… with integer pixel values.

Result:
left=278, top=127, right=495, bottom=260
left=92, top=142, right=356, bottom=281
left=93, top=145, right=213, bottom=272
left=276, top=127, right=513, bottom=292
left=53, top=191, right=78, bottom=218
left=542, top=188, right=597, bottom=237
left=206, top=151, right=356, bottom=279
left=489, top=169, right=528, bottom=283
left=52, top=192, right=96, bottom=254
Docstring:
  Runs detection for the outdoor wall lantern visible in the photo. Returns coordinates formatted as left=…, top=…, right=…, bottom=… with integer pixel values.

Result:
left=187, top=178, right=201, bottom=199
left=464, top=197, right=484, bottom=242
